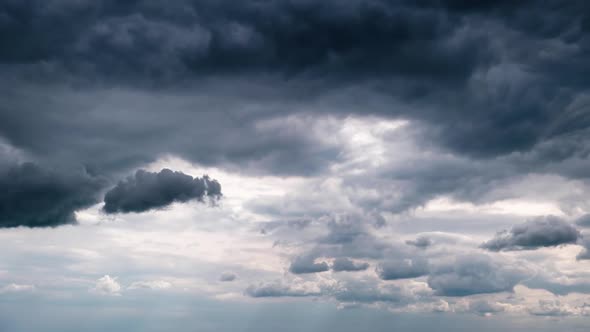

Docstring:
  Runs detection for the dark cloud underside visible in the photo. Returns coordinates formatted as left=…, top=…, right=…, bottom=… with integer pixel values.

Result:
left=103, top=169, right=221, bottom=214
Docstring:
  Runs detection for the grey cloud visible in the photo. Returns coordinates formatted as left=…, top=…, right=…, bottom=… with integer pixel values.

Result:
left=0, top=0, right=588, bottom=172
left=427, top=254, right=528, bottom=296
left=219, top=272, right=237, bottom=282
left=102, top=169, right=221, bottom=214
left=289, top=255, right=329, bottom=274
left=331, top=258, right=369, bottom=272
left=576, top=238, right=590, bottom=260
left=468, top=300, right=505, bottom=316
left=406, top=236, right=433, bottom=249
left=245, top=281, right=319, bottom=298
left=332, top=281, right=406, bottom=304
left=481, top=216, right=581, bottom=251
left=376, top=258, right=429, bottom=280
left=575, top=214, right=590, bottom=228
left=0, top=162, right=105, bottom=228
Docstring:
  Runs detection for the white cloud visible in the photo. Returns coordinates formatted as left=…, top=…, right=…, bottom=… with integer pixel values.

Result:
left=91, top=275, right=122, bottom=296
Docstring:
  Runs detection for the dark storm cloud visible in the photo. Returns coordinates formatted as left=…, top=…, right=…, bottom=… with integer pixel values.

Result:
left=427, top=254, right=528, bottom=296
left=0, top=0, right=589, bottom=221
left=0, top=0, right=587, bottom=164
left=481, top=216, right=581, bottom=252
left=331, top=258, right=369, bottom=272
left=103, top=169, right=221, bottom=214
left=0, top=162, right=105, bottom=228
left=288, top=255, right=329, bottom=274
left=376, top=258, right=429, bottom=280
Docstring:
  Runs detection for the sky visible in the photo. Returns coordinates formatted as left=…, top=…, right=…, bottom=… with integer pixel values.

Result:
left=1, top=0, right=590, bottom=331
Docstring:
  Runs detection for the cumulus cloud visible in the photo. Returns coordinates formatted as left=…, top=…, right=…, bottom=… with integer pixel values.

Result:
left=103, top=169, right=221, bottom=214
left=481, top=216, right=581, bottom=251
left=427, top=255, right=528, bottom=296
left=376, top=258, right=429, bottom=280
left=289, top=255, right=329, bottom=274
left=331, top=258, right=369, bottom=272
left=91, top=275, right=122, bottom=296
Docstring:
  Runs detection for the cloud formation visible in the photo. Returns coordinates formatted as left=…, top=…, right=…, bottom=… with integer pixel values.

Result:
left=427, top=255, right=528, bottom=296
left=376, top=258, right=429, bottom=280
left=481, top=216, right=581, bottom=251
left=289, top=255, right=329, bottom=274
left=103, top=169, right=221, bottom=214
left=0, top=162, right=105, bottom=228
left=331, top=258, right=370, bottom=272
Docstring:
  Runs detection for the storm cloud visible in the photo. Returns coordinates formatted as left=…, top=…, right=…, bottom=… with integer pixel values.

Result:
left=0, top=162, right=105, bottom=228
left=481, top=216, right=581, bottom=252
left=103, top=169, right=221, bottom=214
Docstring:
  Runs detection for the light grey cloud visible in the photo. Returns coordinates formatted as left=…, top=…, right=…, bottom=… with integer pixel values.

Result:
left=219, top=272, right=237, bottom=282
left=245, top=281, right=320, bottom=298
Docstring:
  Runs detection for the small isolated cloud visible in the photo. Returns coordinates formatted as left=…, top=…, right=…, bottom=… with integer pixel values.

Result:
left=91, top=275, right=122, bottom=296
left=128, top=280, right=172, bottom=290
left=331, top=258, right=369, bottom=272
left=376, top=258, right=429, bottom=280
left=0, top=283, right=35, bottom=294
left=481, top=216, right=581, bottom=252
left=219, top=272, right=237, bottom=282
left=103, top=169, right=221, bottom=214
left=289, top=255, right=329, bottom=274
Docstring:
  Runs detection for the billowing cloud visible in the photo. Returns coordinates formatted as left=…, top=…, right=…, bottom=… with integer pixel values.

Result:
left=481, top=216, right=581, bottom=251
left=289, top=255, right=329, bottom=274
left=376, top=258, right=429, bottom=280
left=331, top=258, right=369, bottom=272
left=103, top=169, right=221, bottom=214
left=0, top=162, right=105, bottom=228
left=427, top=255, right=529, bottom=296
left=91, top=275, right=121, bottom=296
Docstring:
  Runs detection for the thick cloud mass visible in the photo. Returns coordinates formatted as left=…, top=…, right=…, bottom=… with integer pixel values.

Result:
left=289, top=255, right=330, bottom=274
left=103, top=169, right=221, bottom=214
left=427, top=255, right=528, bottom=296
left=481, top=216, right=581, bottom=251
left=376, top=258, right=429, bottom=280
left=331, top=258, right=369, bottom=272
left=0, top=162, right=105, bottom=228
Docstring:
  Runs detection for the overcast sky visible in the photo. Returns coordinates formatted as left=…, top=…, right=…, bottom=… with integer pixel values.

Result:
left=1, top=1, right=590, bottom=331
